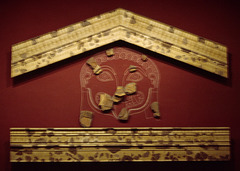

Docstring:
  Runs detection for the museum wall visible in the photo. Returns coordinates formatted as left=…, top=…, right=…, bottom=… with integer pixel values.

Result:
left=0, top=0, right=240, bottom=170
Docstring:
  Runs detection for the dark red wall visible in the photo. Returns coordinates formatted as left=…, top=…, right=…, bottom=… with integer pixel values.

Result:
left=1, top=0, right=240, bottom=170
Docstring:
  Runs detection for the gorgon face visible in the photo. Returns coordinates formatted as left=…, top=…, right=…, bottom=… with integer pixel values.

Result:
left=80, top=47, right=160, bottom=120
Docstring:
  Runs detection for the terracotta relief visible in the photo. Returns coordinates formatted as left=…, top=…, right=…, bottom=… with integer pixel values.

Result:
left=80, top=47, right=160, bottom=123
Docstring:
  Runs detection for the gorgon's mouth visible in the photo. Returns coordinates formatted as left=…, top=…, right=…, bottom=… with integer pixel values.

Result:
left=84, top=88, right=152, bottom=119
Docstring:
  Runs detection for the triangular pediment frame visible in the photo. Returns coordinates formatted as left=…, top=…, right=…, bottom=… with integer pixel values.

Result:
left=11, top=8, right=228, bottom=78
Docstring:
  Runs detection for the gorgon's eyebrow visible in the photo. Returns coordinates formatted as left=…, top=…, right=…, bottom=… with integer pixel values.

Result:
left=123, top=66, right=147, bottom=77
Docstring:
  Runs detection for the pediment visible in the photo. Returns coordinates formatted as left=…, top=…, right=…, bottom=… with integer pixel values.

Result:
left=11, top=8, right=228, bottom=78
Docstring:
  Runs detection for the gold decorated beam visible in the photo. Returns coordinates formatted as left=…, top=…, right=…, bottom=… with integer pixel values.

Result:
left=10, top=127, right=230, bottom=162
left=11, top=8, right=228, bottom=78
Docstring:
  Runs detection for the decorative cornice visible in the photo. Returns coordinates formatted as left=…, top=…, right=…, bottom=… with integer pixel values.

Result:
left=11, top=8, right=228, bottom=78
left=10, top=127, right=230, bottom=162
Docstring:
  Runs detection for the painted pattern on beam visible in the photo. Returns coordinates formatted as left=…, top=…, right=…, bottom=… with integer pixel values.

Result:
left=11, top=8, right=228, bottom=78
left=10, top=127, right=230, bottom=162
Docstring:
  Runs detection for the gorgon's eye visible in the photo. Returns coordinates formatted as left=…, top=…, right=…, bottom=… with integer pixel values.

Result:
left=96, top=71, right=114, bottom=82
left=126, top=72, right=143, bottom=82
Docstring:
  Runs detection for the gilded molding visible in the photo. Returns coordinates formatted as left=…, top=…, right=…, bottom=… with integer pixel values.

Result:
left=11, top=8, right=228, bottom=78
left=10, top=127, right=230, bottom=162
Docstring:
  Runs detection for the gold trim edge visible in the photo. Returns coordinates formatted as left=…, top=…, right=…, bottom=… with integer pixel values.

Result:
left=11, top=8, right=228, bottom=78
left=10, top=127, right=231, bottom=162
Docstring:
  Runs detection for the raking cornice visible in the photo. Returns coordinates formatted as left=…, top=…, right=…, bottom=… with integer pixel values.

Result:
left=11, top=8, right=228, bottom=78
